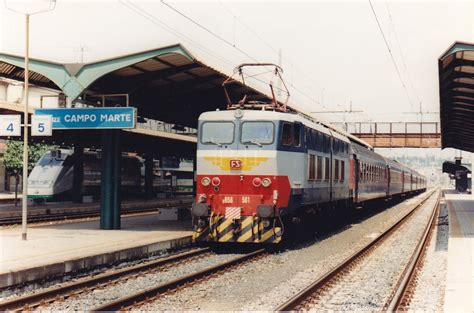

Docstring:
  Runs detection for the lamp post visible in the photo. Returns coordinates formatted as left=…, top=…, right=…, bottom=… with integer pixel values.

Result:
left=5, top=0, right=56, bottom=240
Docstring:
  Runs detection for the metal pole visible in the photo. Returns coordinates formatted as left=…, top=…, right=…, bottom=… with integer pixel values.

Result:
left=21, top=14, right=30, bottom=241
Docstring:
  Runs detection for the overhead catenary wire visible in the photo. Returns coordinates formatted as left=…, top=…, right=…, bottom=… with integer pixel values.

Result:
left=119, top=0, right=237, bottom=71
left=368, top=0, right=414, bottom=109
left=217, top=0, right=341, bottom=112
left=122, top=0, right=356, bottom=116
left=385, top=2, right=420, bottom=107
left=160, top=0, right=260, bottom=63
left=158, top=0, right=333, bottom=111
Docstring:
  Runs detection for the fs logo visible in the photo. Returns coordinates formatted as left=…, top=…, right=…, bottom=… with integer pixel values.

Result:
left=230, top=159, right=242, bottom=170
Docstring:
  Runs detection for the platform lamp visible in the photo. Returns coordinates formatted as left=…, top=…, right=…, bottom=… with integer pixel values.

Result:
left=4, top=0, right=56, bottom=240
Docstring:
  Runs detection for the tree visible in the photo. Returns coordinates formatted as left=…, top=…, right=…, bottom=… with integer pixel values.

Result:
left=3, top=140, right=54, bottom=206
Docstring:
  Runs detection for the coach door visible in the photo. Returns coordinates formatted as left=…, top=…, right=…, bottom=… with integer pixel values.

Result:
left=328, top=133, right=334, bottom=203
left=386, top=165, right=390, bottom=197
left=353, top=154, right=359, bottom=203
left=401, top=171, right=405, bottom=193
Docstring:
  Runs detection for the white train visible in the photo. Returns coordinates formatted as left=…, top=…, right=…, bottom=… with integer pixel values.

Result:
left=28, top=150, right=194, bottom=201
left=28, top=149, right=75, bottom=200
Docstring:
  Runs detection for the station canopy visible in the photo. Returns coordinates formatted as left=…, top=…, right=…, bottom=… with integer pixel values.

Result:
left=439, top=41, right=474, bottom=152
left=442, top=161, right=471, bottom=175
left=0, top=43, right=371, bottom=153
left=0, top=44, right=275, bottom=154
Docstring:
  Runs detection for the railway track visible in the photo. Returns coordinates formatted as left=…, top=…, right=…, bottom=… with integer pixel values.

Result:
left=90, top=248, right=267, bottom=311
left=0, top=248, right=211, bottom=312
left=0, top=202, right=191, bottom=226
left=384, top=194, right=441, bottom=311
left=0, top=247, right=267, bottom=312
left=275, top=190, right=439, bottom=311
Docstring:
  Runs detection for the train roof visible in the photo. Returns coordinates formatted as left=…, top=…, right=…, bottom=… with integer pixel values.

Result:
left=350, top=141, right=386, bottom=165
left=199, top=109, right=351, bottom=143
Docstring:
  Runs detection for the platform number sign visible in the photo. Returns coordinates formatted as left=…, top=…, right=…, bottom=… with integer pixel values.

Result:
left=0, top=115, right=21, bottom=136
left=32, top=115, right=52, bottom=136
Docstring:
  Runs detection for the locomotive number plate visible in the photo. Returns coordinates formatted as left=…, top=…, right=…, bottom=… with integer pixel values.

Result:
left=230, top=159, right=242, bottom=170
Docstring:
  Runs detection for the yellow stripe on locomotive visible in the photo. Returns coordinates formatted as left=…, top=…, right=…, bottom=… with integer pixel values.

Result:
left=192, top=215, right=282, bottom=244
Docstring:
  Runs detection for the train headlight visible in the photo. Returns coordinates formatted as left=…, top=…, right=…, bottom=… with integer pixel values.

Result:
left=262, top=178, right=272, bottom=187
left=252, top=177, right=262, bottom=187
left=211, top=177, right=221, bottom=186
left=201, top=177, right=211, bottom=186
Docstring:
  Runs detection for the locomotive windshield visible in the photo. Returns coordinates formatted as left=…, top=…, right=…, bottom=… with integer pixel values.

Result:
left=37, top=152, right=66, bottom=167
left=201, top=121, right=235, bottom=145
left=241, top=121, right=274, bottom=145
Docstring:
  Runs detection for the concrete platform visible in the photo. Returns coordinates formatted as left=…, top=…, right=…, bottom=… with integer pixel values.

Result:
left=444, top=190, right=474, bottom=312
left=0, top=213, right=193, bottom=289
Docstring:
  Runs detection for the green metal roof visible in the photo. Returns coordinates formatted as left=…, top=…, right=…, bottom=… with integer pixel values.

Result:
left=0, top=44, right=194, bottom=104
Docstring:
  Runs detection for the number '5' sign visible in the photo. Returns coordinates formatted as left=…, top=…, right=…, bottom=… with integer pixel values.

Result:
left=32, top=115, right=52, bottom=136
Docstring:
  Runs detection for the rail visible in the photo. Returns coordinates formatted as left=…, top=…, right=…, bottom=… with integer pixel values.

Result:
left=384, top=194, right=441, bottom=310
left=91, top=249, right=267, bottom=311
left=275, top=189, right=437, bottom=311
left=0, top=248, right=210, bottom=311
left=0, top=200, right=193, bottom=226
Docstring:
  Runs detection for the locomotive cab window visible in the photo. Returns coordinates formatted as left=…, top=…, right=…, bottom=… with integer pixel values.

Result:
left=293, top=122, right=302, bottom=147
left=281, top=122, right=292, bottom=146
left=201, top=121, right=235, bottom=145
left=241, top=121, right=274, bottom=145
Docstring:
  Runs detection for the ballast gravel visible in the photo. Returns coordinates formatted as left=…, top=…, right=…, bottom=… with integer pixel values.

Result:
left=40, top=252, right=239, bottom=311
left=408, top=199, right=448, bottom=310
left=12, top=191, right=439, bottom=311
left=134, top=192, right=436, bottom=311
left=306, top=192, right=439, bottom=311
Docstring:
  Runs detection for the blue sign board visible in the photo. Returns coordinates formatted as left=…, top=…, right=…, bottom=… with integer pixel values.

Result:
left=35, top=107, right=136, bottom=129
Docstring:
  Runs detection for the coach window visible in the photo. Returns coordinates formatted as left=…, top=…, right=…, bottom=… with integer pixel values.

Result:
left=308, top=154, right=316, bottom=180
left=325, top=157, right=330, bottom=180
left=362, top=163, right=366, bottom=182
left=341, top=160, right=345, bottom=181
left=317, top=156, right=323, bottom=180
left=281, top=122, right=292, bottom=146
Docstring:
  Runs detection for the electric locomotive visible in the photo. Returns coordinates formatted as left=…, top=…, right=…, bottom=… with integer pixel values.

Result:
left=191, top=64, right=426, bottom=244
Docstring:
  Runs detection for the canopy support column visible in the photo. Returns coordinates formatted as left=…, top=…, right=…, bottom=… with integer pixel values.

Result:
left=144, top=153, right=154, bottom=199
left=100, top=130, right=122, bottom=229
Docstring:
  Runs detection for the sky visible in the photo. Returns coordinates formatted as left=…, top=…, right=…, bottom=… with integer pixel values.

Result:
left=1, top=0, right=473, bottom=160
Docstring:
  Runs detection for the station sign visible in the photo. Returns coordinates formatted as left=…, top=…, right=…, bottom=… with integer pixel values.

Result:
left=0, top=114, right=21, bottom=136
left=35, top=107, right=136, bottom=129
left=31, top=114, right=53, bottom=136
